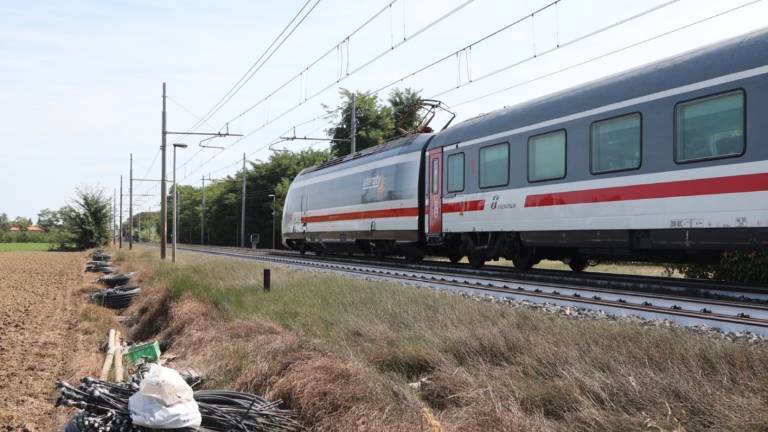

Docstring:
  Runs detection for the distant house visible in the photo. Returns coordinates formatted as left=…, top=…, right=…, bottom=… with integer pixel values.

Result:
left=10, top=224, right=47, bottom=233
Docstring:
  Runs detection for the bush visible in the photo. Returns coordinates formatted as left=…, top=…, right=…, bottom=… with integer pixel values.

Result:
left=59, top=188, right=111, bottom=250
left=669, top=251, right=768, bottom=284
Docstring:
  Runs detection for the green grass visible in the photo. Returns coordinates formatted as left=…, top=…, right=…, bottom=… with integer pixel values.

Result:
left=119, top=247, right=768, bottom=431
left=0, top=242, right=53, bottom=251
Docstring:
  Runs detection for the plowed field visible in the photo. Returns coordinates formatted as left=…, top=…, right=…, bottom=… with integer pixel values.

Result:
left=0, top=251, right=83, bottom=431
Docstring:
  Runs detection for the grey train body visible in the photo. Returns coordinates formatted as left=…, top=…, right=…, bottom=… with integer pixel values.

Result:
left=282, top=28, right=768, bottom=269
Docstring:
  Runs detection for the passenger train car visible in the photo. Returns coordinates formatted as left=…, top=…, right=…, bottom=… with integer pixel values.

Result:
left=282, top=28, right=768, bottom=270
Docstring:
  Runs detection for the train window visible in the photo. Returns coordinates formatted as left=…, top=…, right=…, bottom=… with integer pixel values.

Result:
left=479, top=143, right=509, bottom=188
left=446, top=153, right=465, bottom=193
left=528, top=130, right=566, bottom=182
left=431, top=159, right=439, bottom=194
left=675, top=90, right=745, bottom=163
left=591, top=113, right=641, bottom=174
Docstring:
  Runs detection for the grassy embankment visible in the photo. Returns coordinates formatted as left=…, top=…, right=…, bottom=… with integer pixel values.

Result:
left=112, top=247, right=768, bottom=431
left=0, top=242, right=53, bottom=251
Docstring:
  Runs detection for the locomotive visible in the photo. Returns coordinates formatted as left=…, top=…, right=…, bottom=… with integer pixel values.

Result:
left=282, top=28, right=768, bottom=270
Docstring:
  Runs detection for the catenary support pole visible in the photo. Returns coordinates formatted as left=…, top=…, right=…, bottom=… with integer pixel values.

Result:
left=177, top=193, right=182, bottom=244
left=129, top=153, right=133, bottom=250
left=271, top=194, right=276, bottom=250
left=350, top=93, right=356, bottom=154
left=136, top=210, right=141, bottom=243
left=240, top=153, right=246, bottom=248
left=119, top=176, right=123, bottom=249
left=201, top=176, right=206, bottom=245
left=160, top=82, right=168, bottom=259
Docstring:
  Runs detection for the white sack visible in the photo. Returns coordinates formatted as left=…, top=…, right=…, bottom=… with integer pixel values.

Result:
left=128, top=364, right=201, bottom=429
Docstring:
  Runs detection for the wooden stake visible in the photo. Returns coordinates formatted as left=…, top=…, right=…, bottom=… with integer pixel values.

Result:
left=114, top=331, right=124, bottom=382
left=100, top=329, right=116, bottom=380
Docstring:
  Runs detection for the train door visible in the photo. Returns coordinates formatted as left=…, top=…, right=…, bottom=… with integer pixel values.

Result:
left=428, top=148, right=443, bottom=234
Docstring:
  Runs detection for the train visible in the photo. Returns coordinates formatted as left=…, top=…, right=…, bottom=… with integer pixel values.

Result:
left=282, top=28, right=768, bottom=271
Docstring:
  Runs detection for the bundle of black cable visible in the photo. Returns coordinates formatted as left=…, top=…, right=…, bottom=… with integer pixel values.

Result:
left=57, top=376, right=303, bottom=431
left=89, top=286, right=142, bottom=309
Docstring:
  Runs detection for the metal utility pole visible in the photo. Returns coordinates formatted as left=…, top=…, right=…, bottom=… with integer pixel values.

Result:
left=136, top=210, right=141, bottom=243
left=177, top=193, right=182, bottom=244
left=201, top=176, right=208, bottom=245
left=240, top=153, right=247, bottom=248
left=119, top=176, right=123, bottom=249
left=129, top=153, right=133, bottom=250
left=268, top=193, right=276, bottom=250
left=172, top=143, right=187, bottom=263
left=158, top=83, right=242, bottom=257
left=350, top=93, right=356, bottom=154
left=160, top=83, right=168, bottom=259
left=112, top=188, right=117, bottom=245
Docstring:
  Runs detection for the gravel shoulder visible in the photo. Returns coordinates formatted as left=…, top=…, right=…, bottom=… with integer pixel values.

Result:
left=0, top=251, right=84, bottom=431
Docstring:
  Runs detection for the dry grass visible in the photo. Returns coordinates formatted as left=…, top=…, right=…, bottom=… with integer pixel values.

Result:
left=117, top=246, right=768, bottom=431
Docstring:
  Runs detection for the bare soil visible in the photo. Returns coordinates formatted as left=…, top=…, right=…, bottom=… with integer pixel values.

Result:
left=0, top=251, right=85, bottom=431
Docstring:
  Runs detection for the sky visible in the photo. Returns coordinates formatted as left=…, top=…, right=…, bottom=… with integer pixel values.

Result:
left=1, top=0, right=766, bottom=220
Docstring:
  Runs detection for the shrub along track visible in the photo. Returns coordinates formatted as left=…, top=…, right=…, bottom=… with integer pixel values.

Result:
left=0, top=251, right=87, bottom=431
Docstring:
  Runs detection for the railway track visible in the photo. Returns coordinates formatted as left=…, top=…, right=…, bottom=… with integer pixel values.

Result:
left=176, top=245, right=768, bottom=336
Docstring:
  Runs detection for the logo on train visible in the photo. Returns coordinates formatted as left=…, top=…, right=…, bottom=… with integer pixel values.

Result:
left=490, top=195, right=499, bottom=209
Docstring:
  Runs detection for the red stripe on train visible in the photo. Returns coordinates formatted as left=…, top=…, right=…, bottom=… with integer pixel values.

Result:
left=524, top=172, right=768, bottom=207
left=301, top=199, right=487, bottom=223
left=442, top=199, right=485, bottom=213
left=301, top=207, right=420, bottom=224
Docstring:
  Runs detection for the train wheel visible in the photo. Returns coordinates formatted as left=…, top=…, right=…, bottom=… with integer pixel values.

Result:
left=512, top=247, right=535, bottom=271
left=448, top=254, right=462, bottom=264
left=469, top=253, right=485, bottom=268
left=568, top=256, right=588, bottom=273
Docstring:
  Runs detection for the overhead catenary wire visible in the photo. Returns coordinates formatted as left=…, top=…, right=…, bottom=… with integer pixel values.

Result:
left=185, top=0, right=655, bottom=180
left=176, top=0, right=477, bottom=182
left=429, top=0, right=681, bottom=99
left=228, top=0, right=692, bottom=167
left=223, top=0, right=401, bottom=126
left=171, top=0, right=322, bottom=182
left=449, top=0, right=766, bottom=107
left=173, top=0, right=320, bottom=149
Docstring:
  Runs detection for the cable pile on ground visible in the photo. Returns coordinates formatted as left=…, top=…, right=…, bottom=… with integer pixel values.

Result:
left=99, top=272, right=136, bottom=287
left=86, top=251, right=115, bottom=273
left=195, top=390, right=302, bottom=432
left=58, top=374, right=302, bottom=432
left=90, top=285, right=142, bottom=309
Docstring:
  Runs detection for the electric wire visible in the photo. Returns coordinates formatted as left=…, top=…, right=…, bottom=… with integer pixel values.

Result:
left=176, top=0, right=477, bottom=181
left=449, top=0, right=766, bottom=107
left=429, top=0, right=680, bottom=98
left=173, top=0, right=319, bottom=146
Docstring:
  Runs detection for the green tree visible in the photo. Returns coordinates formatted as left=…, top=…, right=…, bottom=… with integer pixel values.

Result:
left=60, top=188, right=111, bottom=249
left=388, top=88, right=423, bottom=134
left=327, top=88, right=423, bottom=157
left=0, top=213, right=9, bottom=231
left=12, top=216, right=32, bottom=231
left=327, top=89, right=395, bottom=157
left=37, top=208, right=61, bottom=230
